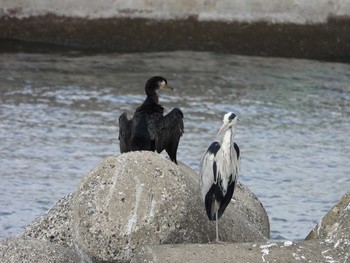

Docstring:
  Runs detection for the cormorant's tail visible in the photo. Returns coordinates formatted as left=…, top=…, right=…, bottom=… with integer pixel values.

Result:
left=119, top=112, right=132, bottom=153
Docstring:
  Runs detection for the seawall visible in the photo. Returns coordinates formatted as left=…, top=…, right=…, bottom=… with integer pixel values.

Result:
left=1, top=1, right=350, bottom=61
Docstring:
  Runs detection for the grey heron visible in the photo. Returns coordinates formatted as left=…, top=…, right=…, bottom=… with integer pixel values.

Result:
left=118, top=76, right=184, bottom=164
left=199, top=112, right=240, bottom=242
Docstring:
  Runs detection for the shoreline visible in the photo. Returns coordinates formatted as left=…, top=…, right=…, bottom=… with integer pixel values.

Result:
left=1, top=15, right=350, bottom=62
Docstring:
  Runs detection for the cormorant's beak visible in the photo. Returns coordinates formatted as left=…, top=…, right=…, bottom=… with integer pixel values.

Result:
left=161, top=84, right=174, bottom=91
left=217, top=123, right=228, bottom=136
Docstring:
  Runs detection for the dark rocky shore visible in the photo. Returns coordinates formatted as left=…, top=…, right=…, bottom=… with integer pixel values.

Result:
left=0, top=152, right=349, bottom=262
left=1, top=15, right=350, bottom=62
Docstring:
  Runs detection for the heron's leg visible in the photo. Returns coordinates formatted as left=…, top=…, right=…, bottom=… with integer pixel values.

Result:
left=215, top=210, right=220, bottom=242
left=214, top=201, right=225, bottom=244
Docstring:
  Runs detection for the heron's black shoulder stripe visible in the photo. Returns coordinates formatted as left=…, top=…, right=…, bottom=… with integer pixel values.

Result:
left=207, top=141, right=221, bottom=155
left=213, top=160, right=217, bottom=182
left=234, top=142, right=240, bottom=159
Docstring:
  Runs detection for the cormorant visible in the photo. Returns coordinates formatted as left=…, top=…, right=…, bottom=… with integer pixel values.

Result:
left=118, top=76, right=184, bottom=164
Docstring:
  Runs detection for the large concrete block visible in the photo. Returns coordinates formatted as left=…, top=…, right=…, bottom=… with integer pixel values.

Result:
left=71, top=151, right=269, bottom=262
left=306, top=191, right=350, bottom=244
left=132, top=240, right=349, bottom=263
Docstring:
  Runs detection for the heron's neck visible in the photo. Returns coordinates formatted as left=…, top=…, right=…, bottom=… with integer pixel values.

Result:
left=218, top=127, right=236, bottom=194
left=221, top=127, right=235, bottom=150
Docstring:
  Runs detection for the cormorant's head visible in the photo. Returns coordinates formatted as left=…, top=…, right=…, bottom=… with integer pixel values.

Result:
left=145, top=76, right=173, bottom=96
left=217, top=112, right=238, bottom=136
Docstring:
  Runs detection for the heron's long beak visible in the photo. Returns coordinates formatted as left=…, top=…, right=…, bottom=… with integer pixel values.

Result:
left=161, top=83, right=174, bottom=91
left=217, top=123, right=228, bottom=136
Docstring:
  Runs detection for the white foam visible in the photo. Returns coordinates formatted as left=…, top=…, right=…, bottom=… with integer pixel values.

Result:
left=283, top=240, right=293, bottom=247
left=260, top=243, right=277, bottom=262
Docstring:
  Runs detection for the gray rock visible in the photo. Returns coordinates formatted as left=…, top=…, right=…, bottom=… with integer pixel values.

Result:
left=132, top=240, right=349, bottom=263
left=0, top=236, right=78, bottom=263
left=306, top=191, right=350, bottom=245
left=8, top=153, right=349, bottom=263
left=72, top=151, right=269, bottom=262
left=136, top=191, right=350, bottom=263
left=18, top=193, right=75, bottom=248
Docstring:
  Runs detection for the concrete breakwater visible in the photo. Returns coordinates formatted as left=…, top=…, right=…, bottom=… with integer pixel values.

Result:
left=0, top=151, right=349, bottom=262
left=0, top=0, right=350, bottom=61
left=0, top=152, right=270, bottom=262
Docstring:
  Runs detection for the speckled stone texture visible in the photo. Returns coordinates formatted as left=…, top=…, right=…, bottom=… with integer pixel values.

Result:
left=0, top=236, right=78, bottom=263
left=6, top=152, right=350, bottom=262
left=71, top=151, right=269, bottom=262
left=132, top=240, right=349, bottom=263
left=19, top=193, right=75, bottom=248
left=306, top=191, right=350, bottom=245
left=133, top=191, right=350, bottom=263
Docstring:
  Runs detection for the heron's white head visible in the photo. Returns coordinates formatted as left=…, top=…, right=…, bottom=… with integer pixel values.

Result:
left=217, top=112, right=238, bottom=136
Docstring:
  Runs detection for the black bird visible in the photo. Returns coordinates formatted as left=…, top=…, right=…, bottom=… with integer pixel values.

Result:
left=199, top=112, right=240, bottom=242
left=118, top=76, right=184, bottom=164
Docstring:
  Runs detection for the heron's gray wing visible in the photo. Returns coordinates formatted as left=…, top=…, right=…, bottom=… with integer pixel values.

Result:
left=199, top=141, right=220, bottom=201
left=217, top=142, right=240, bottom=218
left=118, top=112, right=132, bottom=153
left=218, top=177, right=236, bottom=218
left=233, top=142, right=241, bottom=179
left=234, top=142, right=240, bottom=160
left=155, top=107, right=184, bottom=164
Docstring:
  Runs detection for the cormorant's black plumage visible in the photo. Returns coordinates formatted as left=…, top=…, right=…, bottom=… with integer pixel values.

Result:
left=118, top=76, right=184, bottom=164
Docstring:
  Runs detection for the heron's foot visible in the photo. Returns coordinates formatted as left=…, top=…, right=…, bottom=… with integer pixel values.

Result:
left=208, top=238, right=226, bottom=245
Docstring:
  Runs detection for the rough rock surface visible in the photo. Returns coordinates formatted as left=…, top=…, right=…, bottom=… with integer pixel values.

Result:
left=133, top=189, right=350, bottom=263
left=72, top=151, right=269, bottom=262
left=0, top=236, right=78, bottom=263
left=132, top=240, right=349, bottom=263
left=4, top=151, right=350, bottom=263
left=306, top=191, right=350, bottom=244
left=18, top=193, right=75, bottom=248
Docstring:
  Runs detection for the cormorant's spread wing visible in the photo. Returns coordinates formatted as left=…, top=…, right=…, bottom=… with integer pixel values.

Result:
left=119, top=112, right=132, bottom=153
left=155, top=107, right=184, bottom=164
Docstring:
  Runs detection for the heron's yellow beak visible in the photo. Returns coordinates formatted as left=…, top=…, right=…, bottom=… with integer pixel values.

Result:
left=217, top=123, right=228, bottom=136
